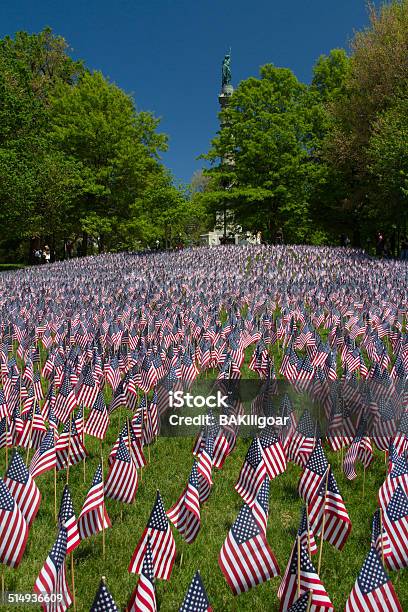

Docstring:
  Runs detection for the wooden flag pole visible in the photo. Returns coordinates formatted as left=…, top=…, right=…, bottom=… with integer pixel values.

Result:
left=297, top=535, right=301, bottom=598
left=306, top=590, right=312, bottom=612
left=5, top=417, right=8, bottom=470
left=101, top=455, right=106, bottom=560
left=82, top=409, right=86, bottom=484
left=71, top=553, right=76, bottom=612
left=54, top=466, right=57, bottom=523
left=362, top=463, right=366, bottom=499
left=1, top=567, right=4, bottom=599
left=66, top=412, right=73, bottom=485
left=379, top=508, right=385, bottom=568
left=317, top=467, right=330, bottom=574
left=25, top=382, right=37, bottom=466
left=306, top=504, right=311, bottom=558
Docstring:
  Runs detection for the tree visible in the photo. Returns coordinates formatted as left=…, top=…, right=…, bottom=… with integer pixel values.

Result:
left=368, top=88, right=408, bottom=232
left=311, top=49, right=350, bottom=103
left=322, top=1, right=408, bottom=243
left=48, top=70, right=168, bottom=252
left=202, top=64, right=326, bottom=243
left=0, top=29, right=84, bottom=259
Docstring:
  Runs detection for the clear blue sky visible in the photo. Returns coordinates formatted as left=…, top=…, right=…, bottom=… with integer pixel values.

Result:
left=1, top=0, right=379, bottom=184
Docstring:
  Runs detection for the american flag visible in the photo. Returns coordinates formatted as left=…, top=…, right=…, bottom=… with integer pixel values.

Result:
left=90, top=578, right=118, bottom=612
left=378, top=453, right=408, bottom=511
left=285, top=409, right=316, bottom=467
left=297, top=506, right=317, bottom=555
left=78, top=464, right=111, bottom=540
left=84, top=391, right=109, bottom=440
left=58, top=484, right=80, bottom=554
left=108, top=379, right=127, bottom=414
left=0, top=388, right=9, bottom=419
left=55, top=417, right=87, bottom=471
left=75, top=365, right=99, bottom=408
left=138, top=355, right=158, bottom=393
left=167, top=461, right=201, bottom=544
left=371, top=508, right=392, bottom=560
left=197, top=433, right=213, bottom=504
left=382, top=485, right=408, bottom=570
left=259, top=431, right=287, bottom=480
left=287, top=591, right=312, bottom=611
left=104, top=436, right=138, bottom=504
left=343, top=415, right=373, bottom=480
left=219, top=503, right=280, bottom=595
left=127, top=538, right=156, bottom=612
left=128, top=490, right=176, bottom=580
left=278, top=542, right=333, bottom=611
left=0, top=478, right=29, bottom=568
left=109, top=420, right=146, bottom=469
left=42, top=382, right=56, bottom=422
left=33, top=526, right=72, bottom=612
left=298, top=442, right=328, bottom=503
left=252, top=475, right=269, bottom=535
left=29, top=428, right=57, bottom=479
left=345, top=548, right=402, bottom=612
left=179, top=571, right=212, bottom=612
left=54, top=374, right=77, bottom=424
left=4, top=449, right=41, bottom=528
left=307, top=467, right=351, bottom=551
left=235, top=437, right=266, bottom=507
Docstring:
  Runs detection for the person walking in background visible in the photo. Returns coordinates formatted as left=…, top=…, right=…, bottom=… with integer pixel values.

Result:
left=43, top=245, right=51, bottom=264
left=376, top=232, right=385, bottom=257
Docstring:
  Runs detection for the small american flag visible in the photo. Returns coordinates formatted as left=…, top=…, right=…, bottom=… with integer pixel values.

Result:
left=33, top=526, right=72, bottom=612
left=4, top=449, right=41, bottom=528
left=128, top=538, right=156, bottom=612
left=78, top=464, right=111, bottom=540
left=235, top=437, right=266, bottom=507
left=90, top=578, right=118, bottom=612
left=104, top=436, right=138, bottom=504
left=382, top=484, right=408, bottom=570
left=252, top=475, right=269, bottom=535
left=179, top=571, right=212, bottom=612
left=345, top=548, right=402, bottom=612
left=0, top=478, right=29, bottom=568
left=167, top=461, right=201, bottom=544
left=84, top=391, right=109, bottom=440
left=378, top=453, right=408, bottom=511
left=307, top=467, right=351, bottom=551
left=278, top=542, right=333, bottom=611
left=259, top=431, right=287, bottom=480
left=285, top=409, right=316, bottom=467
left=297, top=506, right=317, bottom=555
left=75, top=365, right=99, bottom=408
left=128, top=490, right=176, bottom=580
left=54, top=374, right=77, bottom=424
left=197, top=433, right=213, bottom=504
left=58, top=484, right=80, bottom=554
left=219, top=503, right=280, bottom=595
left=29, top=428, right=57, bottom=479
left=298, top=442, right=328, bottom=504
left=371, top=508, right=392, bottom=560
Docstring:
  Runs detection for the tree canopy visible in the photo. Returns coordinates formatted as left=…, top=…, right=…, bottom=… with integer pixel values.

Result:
left=200, top=1, right=408, bottom=250
left=0, top=28, right=193, bottom=261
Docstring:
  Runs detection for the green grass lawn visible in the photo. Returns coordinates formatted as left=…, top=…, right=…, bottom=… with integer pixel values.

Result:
left=1, top=426, right=407, bottom=611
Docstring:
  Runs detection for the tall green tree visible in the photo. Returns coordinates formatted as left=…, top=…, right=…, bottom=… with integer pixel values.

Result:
left=49, top=70, right=168, bottom=252
left=322, top=0, right=408, bottom=244
left=202, top=64, right=326, bottom=243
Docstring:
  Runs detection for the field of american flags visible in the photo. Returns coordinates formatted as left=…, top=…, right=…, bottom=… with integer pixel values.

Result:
left=0, top=245, right=406, bottom=610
